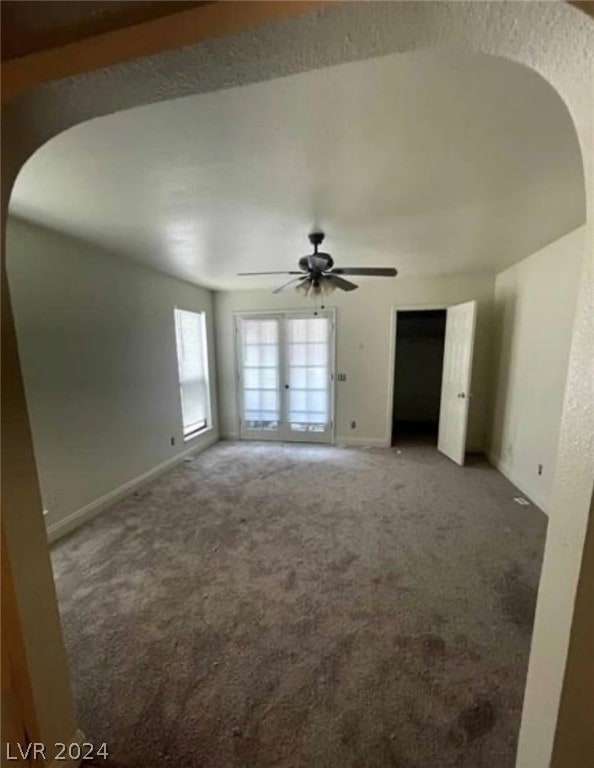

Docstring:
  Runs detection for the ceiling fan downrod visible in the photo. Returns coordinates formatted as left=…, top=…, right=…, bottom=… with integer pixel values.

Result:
left=308, top=231, right=324, bottom=252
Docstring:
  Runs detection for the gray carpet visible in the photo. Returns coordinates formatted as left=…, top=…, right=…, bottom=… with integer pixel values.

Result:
left=51, top=441, right=546, bottom=768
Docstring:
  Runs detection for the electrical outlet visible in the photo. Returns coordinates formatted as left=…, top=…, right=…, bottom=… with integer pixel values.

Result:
left=538, top=464, right=543, bottom=476
left=170, top=436, right=175, bottom=446
left=337, top=373, right=347, bottom=382
left=351, top=420, right=356, bottom=430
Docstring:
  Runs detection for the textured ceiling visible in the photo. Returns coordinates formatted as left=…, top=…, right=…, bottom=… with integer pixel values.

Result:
left=10, top=47, right=584, bottom=290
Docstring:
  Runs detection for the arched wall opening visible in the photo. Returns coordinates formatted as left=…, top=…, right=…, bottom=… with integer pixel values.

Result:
left=2, top=4, right=592, bottom=767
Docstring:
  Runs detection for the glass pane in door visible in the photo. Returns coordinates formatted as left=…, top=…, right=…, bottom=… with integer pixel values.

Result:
left=286, top=316, right=330, bottom=434
left=241, top=318, right=280, bottom=431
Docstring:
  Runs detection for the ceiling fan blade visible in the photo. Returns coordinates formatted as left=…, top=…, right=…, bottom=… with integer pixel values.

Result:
left=330, top=267, right=398, bottom=276
left=325, top=274, right=358, bottom=292
left=273, top=276, right=310, bottom=294
left=238, top=271, right=303, bottom=276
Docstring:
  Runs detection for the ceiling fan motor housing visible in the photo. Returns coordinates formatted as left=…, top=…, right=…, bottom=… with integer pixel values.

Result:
left=304, top=231, right=333, bottom=271
left=299, top=253, right=334, bottom=272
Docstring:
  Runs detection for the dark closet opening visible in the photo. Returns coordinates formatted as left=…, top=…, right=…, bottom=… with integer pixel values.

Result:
left=392, top=309, right=446, bottom=446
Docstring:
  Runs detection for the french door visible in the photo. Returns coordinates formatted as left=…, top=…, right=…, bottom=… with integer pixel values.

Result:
left=235, top=310, right=335, bottom=443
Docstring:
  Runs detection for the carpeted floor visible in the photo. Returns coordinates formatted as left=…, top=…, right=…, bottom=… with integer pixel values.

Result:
left=51, top=441, right=546, bottom=768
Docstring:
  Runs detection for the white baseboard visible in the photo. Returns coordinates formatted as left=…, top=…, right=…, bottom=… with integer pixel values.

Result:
left=48, top=730, right=86, bottom=768
left=335, top=436, right=391, bottom=448
left=223, top=434, right=390, bottom=448
left=487, top=452, right=551, bottom=517
left=47, top=431, right=219, bottom=543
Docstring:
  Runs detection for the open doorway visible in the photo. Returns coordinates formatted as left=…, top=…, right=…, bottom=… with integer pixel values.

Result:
left=392, top=309, right=446, bottom=446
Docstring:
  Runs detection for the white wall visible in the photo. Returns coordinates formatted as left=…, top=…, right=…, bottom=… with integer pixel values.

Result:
left=215, top=274, right=494, bottom=449
left=488, top=227, right=585, bottom=515
left=7, top=212, right=582, bottom=534
left=7, top=217, right=219, bottom=537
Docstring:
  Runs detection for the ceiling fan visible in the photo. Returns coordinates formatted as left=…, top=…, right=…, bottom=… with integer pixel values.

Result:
left=238, top=232, right=398, bottom=295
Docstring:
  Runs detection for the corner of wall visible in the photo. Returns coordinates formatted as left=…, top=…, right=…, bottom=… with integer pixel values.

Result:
left=48, top=430, right=220, bottom=543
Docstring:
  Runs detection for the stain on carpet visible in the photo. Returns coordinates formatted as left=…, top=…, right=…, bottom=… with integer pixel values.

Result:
left=421, top=633, right=447, bottom=657
left=497, top=564, right=538, bottom=632
left=51, top=442, right=547, bottom=768
left=457, top=698, right=497, bottom=741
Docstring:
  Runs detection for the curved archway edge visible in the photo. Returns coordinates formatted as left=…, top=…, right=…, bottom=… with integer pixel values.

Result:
left=1, top=3, right=592, bottom=767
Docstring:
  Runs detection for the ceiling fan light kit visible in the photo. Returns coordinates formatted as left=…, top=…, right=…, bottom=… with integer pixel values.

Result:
left=238, top=231, right=398, bottom=298
left=294, top=277, right=336, bottom=298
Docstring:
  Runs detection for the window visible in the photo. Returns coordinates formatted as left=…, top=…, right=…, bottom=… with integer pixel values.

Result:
left=174, top=309, right=211, bottom=438
left=241, top=318, right=281, bottom=431
left=286, top=316, right=330, bottom=433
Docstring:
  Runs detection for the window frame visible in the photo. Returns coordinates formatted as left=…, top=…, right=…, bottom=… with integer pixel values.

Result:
left=173, top=307, right=212, bottom=441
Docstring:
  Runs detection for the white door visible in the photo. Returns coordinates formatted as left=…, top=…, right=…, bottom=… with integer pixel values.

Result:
left=437, top=300, right=477, bottom=465
left=236, top=311, right=334, bottom=443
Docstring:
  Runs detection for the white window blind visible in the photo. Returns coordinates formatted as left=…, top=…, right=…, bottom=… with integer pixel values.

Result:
left=174, top=309, right=210, bottom=437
